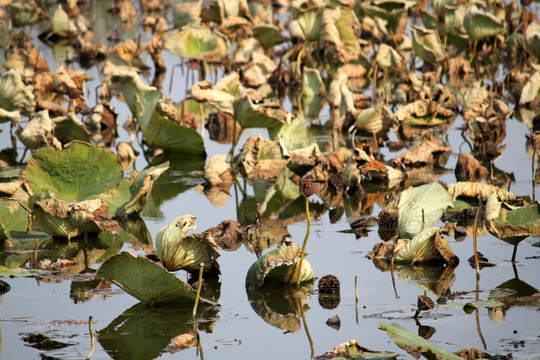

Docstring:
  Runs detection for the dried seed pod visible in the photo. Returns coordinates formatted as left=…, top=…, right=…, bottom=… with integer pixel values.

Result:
left=414, top=295, right=436, bottom=318
left=318, top=274, right=340, bottom=293
left=301, top=179, right=321, bottom=197
left=318, top=293, right=341, bottom=309
left=377, top=208, right=398, bottom=241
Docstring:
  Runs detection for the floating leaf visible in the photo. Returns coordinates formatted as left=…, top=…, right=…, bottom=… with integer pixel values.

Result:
left=439, top=299, right=504, bottom=310
left=245, top=242, right=315, bottom=288
left=447, top=182, right=515, bottom=202
left=398, top=182, right=453, bottom=239
left=155, top=215, right=220, bottom=274
left=378, top=322, right=464, bottom=360
left=23, top=141, right=123, bottom=202
left=95, top=251, right=216, bottom=306
left=316, top=340, right=399, bottom=360
left=166, top=24, right=228, bottom=63
left=0, top=266, right=47, bottom=278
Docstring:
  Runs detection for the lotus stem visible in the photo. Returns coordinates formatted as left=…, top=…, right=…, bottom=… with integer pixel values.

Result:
left=199, top=101, right=205, bottom=139
left=469, top=40, right=478, bottom=65
left=511, top=244, right=518, bottom=263
left=193, top=262, right=204, bottom=319
left=532, top=139, right=536, bottom=201
left=371, top=63, right=378, bottom=105
left=421, top=208, right=425, bottom=232
left=296, top=196, right=311, bottom=286
left=355, top=275, right=359, bottom=324
left=300, top=303, right=314, bottom=358
left=473, top=197, right=481, bottom=275
left=86, top=315, right=94, bottom=360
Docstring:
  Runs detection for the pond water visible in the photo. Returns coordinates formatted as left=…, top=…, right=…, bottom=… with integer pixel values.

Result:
left=1, top=1, right=540, bottom=360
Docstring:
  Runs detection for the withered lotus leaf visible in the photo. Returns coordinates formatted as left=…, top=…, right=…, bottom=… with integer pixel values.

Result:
left=245, top=242, right=315, bottom=288
left=0, top=69, right=36, bottom=115
left=165, top=24, right=229, bottom=63
left=155, top=215, right=221, bottom=274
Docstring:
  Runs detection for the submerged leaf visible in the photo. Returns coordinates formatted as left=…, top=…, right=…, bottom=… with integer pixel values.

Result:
left=95, top=251, right=216, bottom=305
left=378, top=322, right=464, bottom=360
left=245, top=242, right=315, bottom=288
left=398, top=182, right=453, bottom=239
left=155, top=215, right=220, bottom=274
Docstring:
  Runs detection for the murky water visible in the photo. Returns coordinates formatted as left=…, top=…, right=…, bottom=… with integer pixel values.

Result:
left=1, top=2, right=540, bottom=359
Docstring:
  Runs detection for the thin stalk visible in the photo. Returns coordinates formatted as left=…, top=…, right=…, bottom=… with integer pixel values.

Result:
left=355, top=275, right=359, bottom=324
left=193, top=263, right=204, bottom=319
left=86, top=316, right=95, bottom=360
left=199, top=101, right=205, bottom=139
left=532, top=141, right=536, bottom=201
left=473, top=197, right=481, bottom=275
left=300, top=303, right=314, bottom=358
left=296, top=196, right=311, bottom=286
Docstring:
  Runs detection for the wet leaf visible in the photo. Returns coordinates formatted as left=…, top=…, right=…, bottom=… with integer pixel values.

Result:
left=439, top=299, right=504, bottom=310
left=23, top=141, right=123, bottom=202
left=398, top=182, right=453, bottom=239
left=315, top=339, right=399, bottom=359
left=378, top=322, right=464, bottom=360
left=245, top=242, right=315, bottom=288
left=166, top=24, right=229, bottom=63
left=0, top=266, right=47, bottom=277
left=95, top=251, right=216, bottom=305
left=155, top=214, right=220, bottom=274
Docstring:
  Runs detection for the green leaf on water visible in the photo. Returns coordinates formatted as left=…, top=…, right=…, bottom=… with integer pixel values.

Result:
left=95, top=251, right=216, bottom=306
left=378, top=322, right=464, bottom=360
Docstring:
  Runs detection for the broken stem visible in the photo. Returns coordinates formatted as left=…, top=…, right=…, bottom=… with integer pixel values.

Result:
left=296, top=196, right=311, bottom=287
left=193, top=262, right=204, bottom=320
left=86, top=315, right=95, bottom=360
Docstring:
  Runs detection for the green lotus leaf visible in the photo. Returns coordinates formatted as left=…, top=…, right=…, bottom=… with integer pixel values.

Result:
left=165, top=24, right=228, bottom=63
left=174, top=0, right=202, bottom=29
left=421, top=10, right=438, bottom=30
left=245, top=242, right=315, bottom=288
left=394, top=228, right=457, bottom=265
left=31, top=198, right=117, bottom=238
left=53, top=113, right=90, bottom=144
left=234, top=91, right=291, bottom=129
left=0, top=202, right=28, bottom=241
left=378, top=322, right=464, bottom=360
left=95, top=251, right=216, bottom=306
left=410, top=25, right=447, bottom=64
left=525, top=21, right=540, bottom=60
left=463, top=5, right=504, bottom=42
left=143, top=111, right=206, bottom=155
left=268, top=117, right=309, bottom=152
left=398, top=182, right=453, bottom=239
left=246, top=282, right=312, bottom=332
left=443, top=4, right=466, bottom=36
left=485, top=196, right=540, bottom=246
left=111, top=71, right=162, bottom=131
left=0, top=266, right=47, bottom=278
left=10, top=0, right=41, bottom=27
left=51, top=4, right=78, bottom=38
left=23, top=141, right=124, bottom=202
left=293, top=8, right=323, bottom=42
left=362, top=0, right=412, bottom=31
left=156, top=215, right=220, bottom=274
left=253, top=24, right=288, bottom=48
left=0, top=69, right=36, bottom=115
left=100, top=162, right=169, bottom=217
left=191, top=80, right=235, bottom=115
left=356, top=105, right=384, bottom=134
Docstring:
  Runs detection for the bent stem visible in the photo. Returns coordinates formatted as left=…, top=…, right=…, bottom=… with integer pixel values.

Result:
left=296, top=196, right=311, bottom=287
